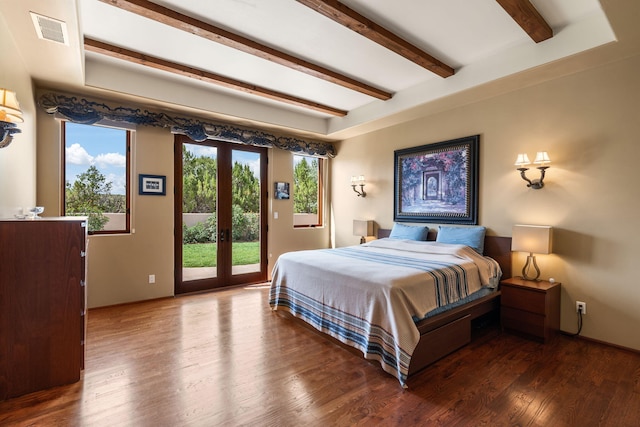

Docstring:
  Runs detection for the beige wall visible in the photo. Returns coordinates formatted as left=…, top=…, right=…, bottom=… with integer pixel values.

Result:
left=0, top=12, right=36, bottom=218
left=331, top=52, right=640, bottom=351
left=267, top=147, right=331, bottom=275
left=37, top=119, right=176, bottom=307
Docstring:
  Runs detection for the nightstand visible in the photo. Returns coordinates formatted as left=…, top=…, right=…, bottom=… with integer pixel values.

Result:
left=500, top=277, right=561, bottom=343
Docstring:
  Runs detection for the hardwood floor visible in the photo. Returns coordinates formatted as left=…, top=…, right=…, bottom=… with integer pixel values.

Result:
left=1, top=285, right=639, bottom=426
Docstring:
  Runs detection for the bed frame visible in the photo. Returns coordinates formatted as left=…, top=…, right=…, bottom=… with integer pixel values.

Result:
left=377, top=228, right=512, bottom=376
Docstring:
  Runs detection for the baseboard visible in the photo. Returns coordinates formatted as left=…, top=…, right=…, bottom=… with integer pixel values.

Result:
left=559, top=330, right=640, bottom=355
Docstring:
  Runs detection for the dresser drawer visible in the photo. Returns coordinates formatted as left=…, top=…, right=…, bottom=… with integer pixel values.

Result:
left=501, top=306, right=546, bottom=338
left=501, top=285, right=546, bottom=314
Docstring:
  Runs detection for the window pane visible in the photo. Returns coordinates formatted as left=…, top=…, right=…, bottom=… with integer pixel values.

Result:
left=293, top=154, right=322, bottom=227
left=64, top=122, right=130, bottom=233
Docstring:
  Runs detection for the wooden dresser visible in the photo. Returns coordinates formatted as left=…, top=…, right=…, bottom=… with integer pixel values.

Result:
left=0, top=217, right=87, bottom=400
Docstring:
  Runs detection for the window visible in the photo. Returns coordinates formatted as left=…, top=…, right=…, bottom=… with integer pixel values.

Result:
left=293, top=154, right=323, bottom=227
left=63, top=121, right=131, bottom=234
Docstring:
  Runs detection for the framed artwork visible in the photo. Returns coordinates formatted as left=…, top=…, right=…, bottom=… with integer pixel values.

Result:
left=394, top=135, right=479, bottom=224
left=139, top=174, right=166, bottom=196
left=274, top=182, right=290, bottom=200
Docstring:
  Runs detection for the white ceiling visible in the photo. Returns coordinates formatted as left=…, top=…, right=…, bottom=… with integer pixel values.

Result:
left=0, top=0, right=615, bottom=140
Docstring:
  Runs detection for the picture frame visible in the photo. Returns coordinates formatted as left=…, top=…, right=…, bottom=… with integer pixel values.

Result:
left=139, top=174, right=166, bottom=196
left=394, top=135, right=479, bottom=224
left=274, top=182, right=290, bottom=200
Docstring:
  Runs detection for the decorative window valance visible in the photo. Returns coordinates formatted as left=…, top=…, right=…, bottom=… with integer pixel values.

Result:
left=38, top=92, right=336, bottom=158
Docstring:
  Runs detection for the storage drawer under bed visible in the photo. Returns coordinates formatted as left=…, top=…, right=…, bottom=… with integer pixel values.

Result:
left=408, top=314, right=471, bottom=375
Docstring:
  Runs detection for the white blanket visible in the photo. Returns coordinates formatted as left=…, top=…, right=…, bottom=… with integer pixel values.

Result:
left=269, top=238, right=501, bottom=387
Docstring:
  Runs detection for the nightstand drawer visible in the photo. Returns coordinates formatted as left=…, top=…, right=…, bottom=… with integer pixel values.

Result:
left=501, top=306, right=546, bottom=338
left=501, top=286, right=546, bottom=314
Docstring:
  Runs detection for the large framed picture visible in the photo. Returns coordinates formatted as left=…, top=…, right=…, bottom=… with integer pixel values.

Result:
left=394, top=135, right=479, bottom=224
left=139, top=174, right=166, bottom=196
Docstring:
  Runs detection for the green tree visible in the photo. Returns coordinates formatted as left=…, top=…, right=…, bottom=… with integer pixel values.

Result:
left=294, top=156, right=318, bottom=214
left=65, top=165, right=111, bottom=231
left=103, top=194, right=126, bottom=213
left=182, top=148, right=262, bottom=243
left=182, top=146, right=217, bottom=213
left=232, top=161, right=259, bottom=213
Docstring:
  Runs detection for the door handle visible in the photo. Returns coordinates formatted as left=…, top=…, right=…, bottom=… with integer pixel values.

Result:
left=219, top=229, right=230, bottom=242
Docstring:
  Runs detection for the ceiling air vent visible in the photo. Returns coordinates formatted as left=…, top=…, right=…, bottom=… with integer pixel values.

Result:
left=30, top=12, right=69, bottom=46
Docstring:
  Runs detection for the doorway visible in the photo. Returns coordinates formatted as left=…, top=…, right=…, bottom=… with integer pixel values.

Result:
left=174, top=136, right=268, bottom=294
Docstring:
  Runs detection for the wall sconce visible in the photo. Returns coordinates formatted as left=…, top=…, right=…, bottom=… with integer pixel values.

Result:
left=514, top=152, right=551, bottom=189
left=0, top=89, right=24, bottom=149
left=350, top=175, right=366, bottom=197
left=353, top=219, right=373, bottom=244
left=511, top=224, right=553, bottom=281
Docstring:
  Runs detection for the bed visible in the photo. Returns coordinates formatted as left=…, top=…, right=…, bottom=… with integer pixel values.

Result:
left=269, top=227, right=511, bottom=387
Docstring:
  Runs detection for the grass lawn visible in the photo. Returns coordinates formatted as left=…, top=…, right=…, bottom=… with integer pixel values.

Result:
left=183, top=241, right=260, bottom=267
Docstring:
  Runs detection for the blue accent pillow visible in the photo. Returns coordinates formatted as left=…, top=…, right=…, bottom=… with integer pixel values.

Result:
left=436, top=226, right=486, bottom=254
left=389, top=223, right=429, bottom=241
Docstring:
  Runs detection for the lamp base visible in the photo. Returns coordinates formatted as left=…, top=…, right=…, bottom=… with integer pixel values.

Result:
left=521, top=253, right=541, bottom=281
left=517, top=166, right=549, bottom=190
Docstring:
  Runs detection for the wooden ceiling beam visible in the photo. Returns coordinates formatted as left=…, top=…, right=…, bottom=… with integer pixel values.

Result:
left=84, top=38, right=348, bottom=117
left=97, top=0, right=392, bottom=100
left=495, top=0, right=553, bottom=43
left=296, top=0, right=454, bottom=78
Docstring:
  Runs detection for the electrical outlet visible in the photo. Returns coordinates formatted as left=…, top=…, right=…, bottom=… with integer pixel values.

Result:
left=149, top=274, right=156, bottom=284
left=576, top=301, right=586, bottom=314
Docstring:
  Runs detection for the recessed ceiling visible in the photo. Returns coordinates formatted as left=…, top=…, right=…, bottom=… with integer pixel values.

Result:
left=0, top=0, right=616, bottom=140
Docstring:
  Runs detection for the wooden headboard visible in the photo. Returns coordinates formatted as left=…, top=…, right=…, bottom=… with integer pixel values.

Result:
left=377, top=228, right=512, bottom=279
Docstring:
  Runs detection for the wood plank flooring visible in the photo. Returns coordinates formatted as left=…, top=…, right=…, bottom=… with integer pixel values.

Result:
left=1, top=284, right=639, bottom=426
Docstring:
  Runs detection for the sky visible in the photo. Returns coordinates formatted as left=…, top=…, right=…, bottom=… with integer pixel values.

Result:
left=65, top=122, right=128, bottom=194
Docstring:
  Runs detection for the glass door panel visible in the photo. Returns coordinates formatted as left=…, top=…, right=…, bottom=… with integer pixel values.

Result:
left=230, top=149, right=261, bottom=276
left=180, top=143, right=219, bottom=288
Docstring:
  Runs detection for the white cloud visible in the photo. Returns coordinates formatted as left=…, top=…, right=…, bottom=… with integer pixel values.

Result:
left=247, top=158, right=260, bottom=177
left=189, top=145, right=217, bottom=157
left=95, top=152, right=126, bottom=168
left=106, top=172, right=127, bottom=195
left=66, top=143, right=93, bottom=165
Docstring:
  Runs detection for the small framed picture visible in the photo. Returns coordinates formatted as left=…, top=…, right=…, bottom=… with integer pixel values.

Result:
left=274, top=182, right=290, bottom=200
left=139, top=174, right=166, bottom=196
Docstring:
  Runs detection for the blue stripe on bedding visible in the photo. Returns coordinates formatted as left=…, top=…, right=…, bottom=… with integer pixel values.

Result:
left=269, top=285, right=411, bottom=385
left=325, top=247, right=470, bottom=307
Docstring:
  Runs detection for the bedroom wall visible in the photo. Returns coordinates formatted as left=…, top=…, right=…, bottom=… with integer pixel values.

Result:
left=0, top=13, right=36, bottom=218
left=330, top=52, right=640, bottom=352
left=267, top=148, right=332, bottom=276
left=37, top=118, right=176, bottom=307
left=36, top=108, right=331, bottom=308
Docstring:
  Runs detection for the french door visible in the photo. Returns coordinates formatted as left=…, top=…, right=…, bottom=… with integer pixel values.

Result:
left=174, top=135, right=268, bottom=294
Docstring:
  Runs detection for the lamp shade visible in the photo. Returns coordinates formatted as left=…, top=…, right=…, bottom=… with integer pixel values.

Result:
left=533, top=151, right=551, bottom=165
left=350, top=175, right=365, bottom=185
left=512, top=225, right=552, bottom=254
left=353, top=220, right=373, bottom=237
left=0, top=89, right=24, bottom=123
left=514, top=153, right=531, bottom=167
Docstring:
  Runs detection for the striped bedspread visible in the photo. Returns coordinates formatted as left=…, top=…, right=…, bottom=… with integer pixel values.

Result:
left=269, top=238, right=501, bottom=387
